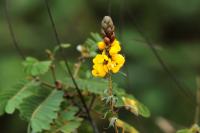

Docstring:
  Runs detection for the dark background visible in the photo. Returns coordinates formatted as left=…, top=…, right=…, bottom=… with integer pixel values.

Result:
left=0, top=0, right=200, bottom=132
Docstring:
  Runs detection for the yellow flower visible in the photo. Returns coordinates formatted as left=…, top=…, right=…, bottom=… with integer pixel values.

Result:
left=92, top=64, right=107, bottom=77
left=108, top=54, right=125, bottom=73
left=92, top=38, right=125, bottom=77
left=92, top=53, right=110, bottom=77
left=98, top=41, right=106, bottom=50
left=93, top=54, right=104, bottom=64
left=109, top=39, right=121, bottom=56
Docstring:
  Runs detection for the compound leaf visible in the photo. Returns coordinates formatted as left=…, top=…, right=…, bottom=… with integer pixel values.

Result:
left=23, top=57, right=51, bottom=76
left=20, top=89, right=64, bottom=133
left=0, top=80, right=40, bottom=114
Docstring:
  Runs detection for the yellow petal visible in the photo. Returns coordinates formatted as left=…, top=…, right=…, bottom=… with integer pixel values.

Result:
left=112, top=54, right=125, bottom=65
left=93, top=54, right=104, bottom=64
left=111, top=39, right=120, bottom=47
left=111, top=66, right=121, bottom=73
left=92, top=69, right=98, bottom=77
left=92, top=64, right=107, bottom=77
left=109, top=40, right=121, bottom=55
left=98, top=41, right=106, bottom=50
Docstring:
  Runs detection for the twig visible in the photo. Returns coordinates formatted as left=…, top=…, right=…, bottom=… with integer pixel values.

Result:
left=44, top=1, right=99, bottom=132
left=41, top=81, right=55, bottom=89
left=4, top=0, right=57, bottom=91
left=125, top=3, right=195, bottom=105
left=50, top=64, right=57, bottom=81
left=4, top=0, right=25, bottom=60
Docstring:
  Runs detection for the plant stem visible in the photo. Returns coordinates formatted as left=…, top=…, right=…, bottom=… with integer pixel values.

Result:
left=108, top=73, right=114, bottom=112
left=108, top=73, right=119, bottom=133
left=4, top=0, right=25, bottom=60
left=73, top=61, right=82, bottom=78
left=44, top=1, right=99, bottom=132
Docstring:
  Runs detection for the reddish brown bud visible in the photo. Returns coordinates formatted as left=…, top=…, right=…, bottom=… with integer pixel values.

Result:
left=104, top=37, right=111, bottom=45
left=55, top=80, right=62, bottom=90
left=101, top=16, right=115, bottom=43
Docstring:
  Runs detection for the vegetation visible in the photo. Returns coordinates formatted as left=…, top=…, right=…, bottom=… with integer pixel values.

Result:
left=0, top=0, right=200, bottom=133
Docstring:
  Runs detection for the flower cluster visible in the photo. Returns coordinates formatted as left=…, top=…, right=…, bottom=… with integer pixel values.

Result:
left=92, top=16, right=125, bottom=77
left=92, top=39, right=125, bottom=77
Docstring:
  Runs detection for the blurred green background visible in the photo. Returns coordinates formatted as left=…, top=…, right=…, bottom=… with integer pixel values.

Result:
left=0, top=0, right=200, bottom=132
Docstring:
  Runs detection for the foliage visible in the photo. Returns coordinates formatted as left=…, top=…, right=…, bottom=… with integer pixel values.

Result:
left=1, top=0, right=200, bottom=132
left=20, top=89, right=64, bottom=133
left=176, top=124, right=200, bottom=133
left=22, top=57, right=52, bottom=76
left=0, top=33, right=150, bottom=133
left=0, top=80, right=40, bottom=115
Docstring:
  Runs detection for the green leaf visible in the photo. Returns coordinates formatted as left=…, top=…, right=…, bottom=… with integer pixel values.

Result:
left=23, top=57, right=51, bottom=76
left=176, top=124, right=200, bottom=133
left=0, top=80, right=40, bottom=115
left=60, top=106, right=79, bottom=121
left=137, top=102, right=151, bottom=118
left=116, top=95, right=150, bottom=118
left=177, top=129, right=190, bottom=133
left=64, top=77, right=150, bottom=118
left=64, top=77, right=108, bottom=95
left=20, top=89, right=64, bottom=133
left=50, top=106, right=83, bottom=133
left=83, top=32, right=102, bottom=57
left=90, top=32, right=102, bottom=42
left=59, top=120, right=82, bottom=133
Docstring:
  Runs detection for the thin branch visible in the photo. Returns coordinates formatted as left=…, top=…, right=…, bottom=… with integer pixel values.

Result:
left=41, top=81, right=55, bottom=89
left=125, top=4, right=194, bottom=105
left=4, top=0, right=57, bottom=91
left=44, top=0, right=99, bottom=132
left=50, top=64, right=57, bottom=82
left=4, top=0, right=25, bottom=60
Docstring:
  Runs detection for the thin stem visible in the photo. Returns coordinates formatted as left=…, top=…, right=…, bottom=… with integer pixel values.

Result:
left=194, top=77, right=200, bottom=124
left=125, top=2, right=195, bottom=105
left=4, top=0, right=57, bottom=92
left=108, top=73, right=114, bottom=112
left=4, top=0, right=25, bottom=60
left=44, top=1, right=99, bottom=132
left=41, top=81, right=55, bottom=89
left=73, top=61, right=82, bottom=78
